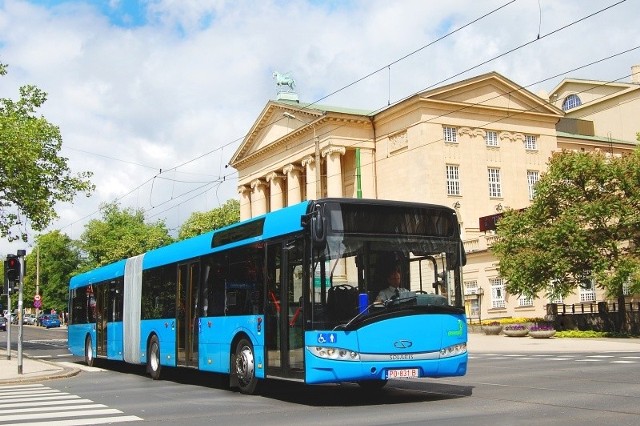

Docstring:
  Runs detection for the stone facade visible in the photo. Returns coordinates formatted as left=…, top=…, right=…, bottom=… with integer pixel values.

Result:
left=229, top=69, right=640, bottom=322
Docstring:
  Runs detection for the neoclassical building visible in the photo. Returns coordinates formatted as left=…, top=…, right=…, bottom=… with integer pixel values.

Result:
left=229, top=69, right=639, bottom=322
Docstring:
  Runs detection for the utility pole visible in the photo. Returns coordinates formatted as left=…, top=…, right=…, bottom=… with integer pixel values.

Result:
left=16, top=249, right=26, bottom=374
left=36, top=246, right=40, bottom=319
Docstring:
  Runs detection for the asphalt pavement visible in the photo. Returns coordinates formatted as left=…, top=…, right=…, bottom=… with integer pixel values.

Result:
left=0, top=332, right=638, bottom=385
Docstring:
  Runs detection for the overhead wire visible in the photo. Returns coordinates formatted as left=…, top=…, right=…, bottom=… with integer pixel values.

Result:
left=56, top=0, right=631, bottom=234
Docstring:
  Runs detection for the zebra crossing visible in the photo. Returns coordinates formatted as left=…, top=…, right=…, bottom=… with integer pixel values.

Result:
left=0, top=384, right=142, bottom=425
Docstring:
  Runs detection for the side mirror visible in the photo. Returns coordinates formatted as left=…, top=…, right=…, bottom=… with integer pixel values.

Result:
left=311, top=209, right=326, bottom=247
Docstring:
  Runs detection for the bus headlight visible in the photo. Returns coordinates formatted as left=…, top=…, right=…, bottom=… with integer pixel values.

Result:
left=308, top=346, right=360, bottom=361
left=439, top=343, right=467, bottom=358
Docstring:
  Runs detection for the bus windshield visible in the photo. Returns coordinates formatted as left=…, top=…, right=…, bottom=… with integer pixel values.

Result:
left=308, top=201, right=465, bottom=330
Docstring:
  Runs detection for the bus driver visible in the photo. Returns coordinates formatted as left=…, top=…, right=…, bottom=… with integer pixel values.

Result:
left=375, top=264, right=409, bottom=302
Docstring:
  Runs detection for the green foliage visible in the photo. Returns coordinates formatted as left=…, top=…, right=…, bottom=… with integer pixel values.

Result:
left=493, top=148, right=640, bottom=305
left=0, top=62, right=94, bottom=242
left=79, top=202, right=173, bottom=268
left=22, top=231, right=82, bottom=313
left=178, top=199, right=240, bottom=240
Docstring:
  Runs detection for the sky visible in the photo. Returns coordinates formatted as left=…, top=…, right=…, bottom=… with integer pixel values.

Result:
left=1, top=0, right=639, bottom=256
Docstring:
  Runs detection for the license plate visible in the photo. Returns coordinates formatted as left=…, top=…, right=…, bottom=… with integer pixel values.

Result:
left=386, top=368, right=419, bottom=379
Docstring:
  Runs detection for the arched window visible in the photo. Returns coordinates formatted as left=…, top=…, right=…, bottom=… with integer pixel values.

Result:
left=562, top=94, right=582, bottom=111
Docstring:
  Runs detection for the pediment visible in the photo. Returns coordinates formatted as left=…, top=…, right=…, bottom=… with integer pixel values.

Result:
left=229, top=101, right=324, bottom=167
left=421, top=72, right=562, bottom=116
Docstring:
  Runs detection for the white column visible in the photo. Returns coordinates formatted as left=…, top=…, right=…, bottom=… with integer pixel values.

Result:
left=301, top=155, right=316, bottom=201
left=266, top=172, right=285, bottom=212
left=283, top=164, right=303, bottom=205
left=250, top=178, right=268, bottom=217
left=323, top=146, right=345, bottom=198
left=238, top=185, right=251, bottom=221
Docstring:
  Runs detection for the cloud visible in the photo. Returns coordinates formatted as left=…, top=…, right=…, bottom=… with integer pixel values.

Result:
left=1, top=0, right=638, bottom=255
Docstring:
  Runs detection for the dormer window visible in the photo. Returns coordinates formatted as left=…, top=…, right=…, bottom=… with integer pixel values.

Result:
left=562, top=94, right=582, bottom=111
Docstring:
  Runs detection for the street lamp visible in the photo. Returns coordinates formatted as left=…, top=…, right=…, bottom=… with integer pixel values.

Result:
left=283, top=112, right=322, bottom=199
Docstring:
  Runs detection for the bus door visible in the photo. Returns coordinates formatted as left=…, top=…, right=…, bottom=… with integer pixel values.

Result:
left=265, top=239, right=305, bottom=380
left=177, top=262, right=200, bottom=368
left=95, top=284, right=109, bottom=357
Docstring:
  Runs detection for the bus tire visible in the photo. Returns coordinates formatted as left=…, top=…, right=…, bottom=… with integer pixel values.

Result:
left=147, top=335, right=162, bottom=380
left=233, top=338, right=258, bottom=394
left=358, top=379, right=388, bottom=390
left=84, top=336, right=94, bottom=367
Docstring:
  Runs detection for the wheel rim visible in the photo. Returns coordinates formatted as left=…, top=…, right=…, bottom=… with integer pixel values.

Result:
left=236, top=345, right=255, bottom=385
left=86, top=340, right=93, bottom=362
left=150, top=342, right=159, bottom=372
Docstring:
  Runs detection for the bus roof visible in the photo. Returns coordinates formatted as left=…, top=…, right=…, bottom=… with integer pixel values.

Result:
left=69, top=198, right=462, bottom=289
left=69, top=259, right=127, bottom=289
left=70, top=200, right=311, bottom=288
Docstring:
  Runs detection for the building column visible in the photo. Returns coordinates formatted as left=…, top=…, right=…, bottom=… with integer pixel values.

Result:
left=301, top=155, right=316, bottom=201
left=238, top=185, right=251, bottom=221
left=283, top=163, right=303, bottom=205
left=250, top=178, right=268, bottom=217
left=266, top=171, right=285, bottom=212
left=323, top=146, right=345, bottom=197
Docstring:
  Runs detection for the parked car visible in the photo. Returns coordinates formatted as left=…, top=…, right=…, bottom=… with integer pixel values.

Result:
left=23, top=313, right=37, bottom=325
left=0, top=316, right=6, bottom=331
left=41, top=314, right=61, bottom=329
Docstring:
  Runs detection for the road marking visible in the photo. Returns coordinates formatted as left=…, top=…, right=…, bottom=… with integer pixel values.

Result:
left=0, top=385, right=142, bottom=425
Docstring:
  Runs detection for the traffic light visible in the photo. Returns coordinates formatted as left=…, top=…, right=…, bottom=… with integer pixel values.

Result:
left=5, top=255, right=20, bottom=283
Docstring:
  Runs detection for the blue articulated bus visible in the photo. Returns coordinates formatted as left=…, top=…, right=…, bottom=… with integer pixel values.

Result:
left=68, top=198, right=467, bottom=394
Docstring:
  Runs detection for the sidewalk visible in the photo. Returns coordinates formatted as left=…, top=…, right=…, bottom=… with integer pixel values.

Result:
left=0, top=352, right=79, bottom=385
left=468, top=332, right=640, bottom=353
left=0, top=334, right=638, bottom=385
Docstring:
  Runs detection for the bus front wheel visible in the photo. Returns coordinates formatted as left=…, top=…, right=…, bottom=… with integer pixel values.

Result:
left=233, top=338, right=258, bottom=394
left=147, top=335, right=162, bottom=380
left=84, top=336, right=94, bottom=367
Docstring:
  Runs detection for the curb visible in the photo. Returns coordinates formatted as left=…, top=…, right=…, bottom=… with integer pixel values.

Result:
left=0, top=356, right=81, bottom=385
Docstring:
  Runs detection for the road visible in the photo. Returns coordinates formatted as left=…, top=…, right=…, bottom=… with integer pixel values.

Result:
left=1, top=326, right=639, bottom=425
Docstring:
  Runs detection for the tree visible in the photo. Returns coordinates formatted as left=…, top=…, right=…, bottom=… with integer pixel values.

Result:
left=79, top=202, right=173, bottom=268
left=492, top=148, right=640, bottom=331
left=23, top=231, right=83, bottom=313
left=0, top=63, right=94, bottom=242
left=178, top=199, right=240, bottom=240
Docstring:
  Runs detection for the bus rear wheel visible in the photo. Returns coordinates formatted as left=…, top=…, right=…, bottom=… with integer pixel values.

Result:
left=147, top=335, right=162, bottom=380
left=84, top=336, right=94, bottom=367
left=233, top=338, right=258, bottom=394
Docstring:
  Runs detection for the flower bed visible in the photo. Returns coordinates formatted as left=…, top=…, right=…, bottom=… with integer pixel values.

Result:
left=503, top=324, right=529, bottom=337
left=529, top=325, right=556, bottom=338
left=482, top=322, right=503, bottom=335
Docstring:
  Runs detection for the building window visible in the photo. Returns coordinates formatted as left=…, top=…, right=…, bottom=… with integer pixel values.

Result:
left=549, top=294, right=564, bottom=304
left=549, top=279, right=564, bottom=304
left=443, top=126, right=457, bottom=143
left=488, top=168, right=502, bottom=198
left=446, top=164, right=460, bottom=195
left=485, top=131, right=498, bottom=147
left=623, top=279, right=631, bottom=296
left=579, top=276, right=596, bottom=302
left=518, top=296, right=533, bottom=307
left=490, top=278, right=505, bottom=308
left=527, top=170, right=539, bottom=200
left=464, top=280, right=478, bottom=295
left=562, top=94, right=582, bottom=111
left=524, top=135, right=537, bottom=150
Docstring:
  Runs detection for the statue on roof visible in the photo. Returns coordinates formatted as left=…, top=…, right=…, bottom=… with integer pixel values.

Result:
left=273, top=71, right=296, bottom=92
